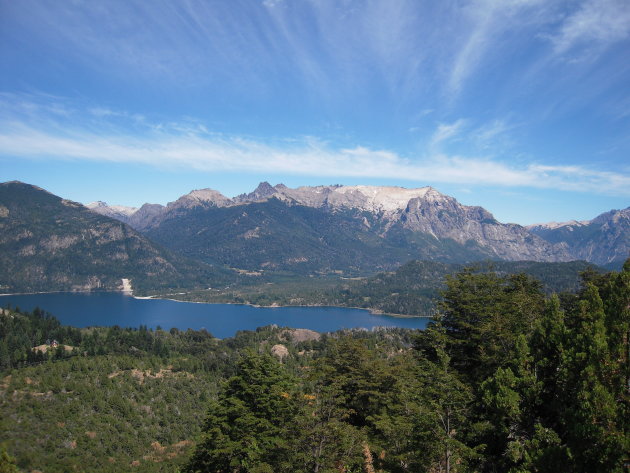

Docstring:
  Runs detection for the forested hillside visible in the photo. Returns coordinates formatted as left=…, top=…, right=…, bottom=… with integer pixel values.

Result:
left=172, top=259, right=601, bottom=316
left=0, top=181, right=229, bottom=294
left=183, top=261, right=629, bottom=472
left=1, top=261, right=628, bottom=472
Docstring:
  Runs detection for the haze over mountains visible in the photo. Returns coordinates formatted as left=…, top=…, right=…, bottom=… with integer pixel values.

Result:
left=88, top=182, right=628, bottom=271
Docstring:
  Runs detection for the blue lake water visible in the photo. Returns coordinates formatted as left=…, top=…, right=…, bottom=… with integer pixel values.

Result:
left=0, top=292, right=429, bottom=338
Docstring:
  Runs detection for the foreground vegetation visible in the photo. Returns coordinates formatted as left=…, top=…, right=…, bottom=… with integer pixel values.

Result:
left=1, top=260, right=627, bottom=472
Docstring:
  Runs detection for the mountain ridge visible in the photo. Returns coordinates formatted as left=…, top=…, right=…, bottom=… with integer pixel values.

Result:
left=85, top=181, right=628, bottom=271
left=5, top=181, right=626, bottom=284
left=527, top=206, right=629, bottom=267
left=117, top=183, right=573, bottom=273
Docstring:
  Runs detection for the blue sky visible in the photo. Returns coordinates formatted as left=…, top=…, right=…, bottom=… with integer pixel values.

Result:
left=1, top=0, right=629, bottom=225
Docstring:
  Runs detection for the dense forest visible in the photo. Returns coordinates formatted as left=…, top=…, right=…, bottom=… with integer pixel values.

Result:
left=170, top=259, right=600, bottom=317
left=1, top=261, right=628, bottom=472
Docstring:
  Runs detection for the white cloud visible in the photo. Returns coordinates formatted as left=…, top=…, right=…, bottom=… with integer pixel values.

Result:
left=470, top=119, right=515, bottom=151
left=0, top=115, right=628, bottom=197
left=262, top=0, right=284, bottom=8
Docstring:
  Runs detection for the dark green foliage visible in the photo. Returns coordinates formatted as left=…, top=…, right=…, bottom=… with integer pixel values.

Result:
left=184, top=351, right=297, bottom=473
left=438, top=270, right=545, bottom=382
left=0, top=448, right=19, bottom=473
left=313, top=337, right=396, bottom=429
left=172, top=259, right=600, bottom=317
left=2, top=260, right=628, bottom=472
left=438, top=261, right=630, bottom=473
left=0, top=306, right=82, bottom=370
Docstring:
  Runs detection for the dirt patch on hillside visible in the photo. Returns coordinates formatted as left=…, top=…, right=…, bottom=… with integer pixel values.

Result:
left=280, top=328, right=321, bottom=342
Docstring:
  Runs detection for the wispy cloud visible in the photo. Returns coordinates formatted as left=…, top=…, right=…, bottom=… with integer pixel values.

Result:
left=446, top=0, right=550, bottom=98
left=4, top=0, right=630, bottom=111
left=430, top=119, right=467, bottom=147
left=551, top=0, right=630, bottom=58
left=0, top=100, right=628, bottom=197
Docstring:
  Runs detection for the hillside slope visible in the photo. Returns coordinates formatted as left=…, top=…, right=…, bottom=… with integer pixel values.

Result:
left=0, top=181, right=227, bottom=293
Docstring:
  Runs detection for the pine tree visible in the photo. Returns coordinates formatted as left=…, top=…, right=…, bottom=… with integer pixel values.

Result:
left=561, top=283, right=626, bottom=472
left=184, top=350, right=298, bottom=473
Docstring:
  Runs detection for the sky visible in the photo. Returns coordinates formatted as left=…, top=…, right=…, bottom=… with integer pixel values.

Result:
left=1, top=0, right=629, bottom=225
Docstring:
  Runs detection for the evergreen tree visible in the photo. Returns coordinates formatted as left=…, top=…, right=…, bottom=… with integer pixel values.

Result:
left=560, top=283, right=628, bottom=472
left=530, top=294, right=568, bottom=427
left=439, top=270, right=544, bottom=383
left=290, top=381, right=365, bottom=473
left=184, top=351, right=297, bottom=473
left=0, top=448, right=19, bottom=473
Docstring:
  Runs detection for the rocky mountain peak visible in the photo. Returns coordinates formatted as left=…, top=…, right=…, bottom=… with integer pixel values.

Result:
left=234, top=181, right=278, bottom=203
left=87, top=201, right=137, bottom=217
left=528, top=206, right=629, bottom=266
left=270, top=184, right=438, bottom=213
left=168, top=188, right=231, bottom=209
left=254, top=181, right=275, bottom=195
left=526, top=220, right=589, bottom=231
left=591, top=207, right=629, bottom=226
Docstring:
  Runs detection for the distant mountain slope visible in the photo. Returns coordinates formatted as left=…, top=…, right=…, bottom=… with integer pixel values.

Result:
left=87, top=183, right=628, bottom=274
left=528, top=207, right=630, bottom=268
left=86, top=201, right=137, bottom=224
left=0, top=181, right=226, bottom=293
left=143, top=198, right=411, bottom=274
left=327, top=259, right=602, bottom=315
left=133, top=183, right=568, bottom=275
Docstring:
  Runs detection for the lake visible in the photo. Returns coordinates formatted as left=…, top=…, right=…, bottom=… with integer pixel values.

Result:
left=0, top=292, right=430, bottom=338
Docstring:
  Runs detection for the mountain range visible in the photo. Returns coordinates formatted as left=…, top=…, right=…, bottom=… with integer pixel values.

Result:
left=88, top=182, right=628, bottom=272
left=526, top=208, right=630, bottom=268
left=2, top=180, right=627, bottom=293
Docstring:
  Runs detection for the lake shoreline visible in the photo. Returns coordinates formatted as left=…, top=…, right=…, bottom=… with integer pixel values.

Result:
left=140, top=293, right=433, bottom=319
left=0, top=289, right=433, bottom=319
left=0, top=292, right=430, bottom=337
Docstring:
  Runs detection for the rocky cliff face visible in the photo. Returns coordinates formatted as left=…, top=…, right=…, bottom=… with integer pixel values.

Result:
left=528, top=207, right=630, bottom=267
left=398, top=191, right=566, bottom=261
left=128, top=203, right=165, bottom=231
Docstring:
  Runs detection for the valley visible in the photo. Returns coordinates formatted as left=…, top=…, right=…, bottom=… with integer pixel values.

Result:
left=0, top=179, right=628, bottom=473
left=3, top=2, right=629, bottom=471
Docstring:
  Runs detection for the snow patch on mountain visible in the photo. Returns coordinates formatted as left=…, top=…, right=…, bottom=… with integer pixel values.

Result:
left=526, top=220, right=590, bottom=231
left=87, top=201, right=138, bottom=216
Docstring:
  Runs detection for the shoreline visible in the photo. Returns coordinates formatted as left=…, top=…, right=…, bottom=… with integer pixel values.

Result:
left=0, top=290, right=433, bottom=319
left=137, top=293, right=432, bottom=319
